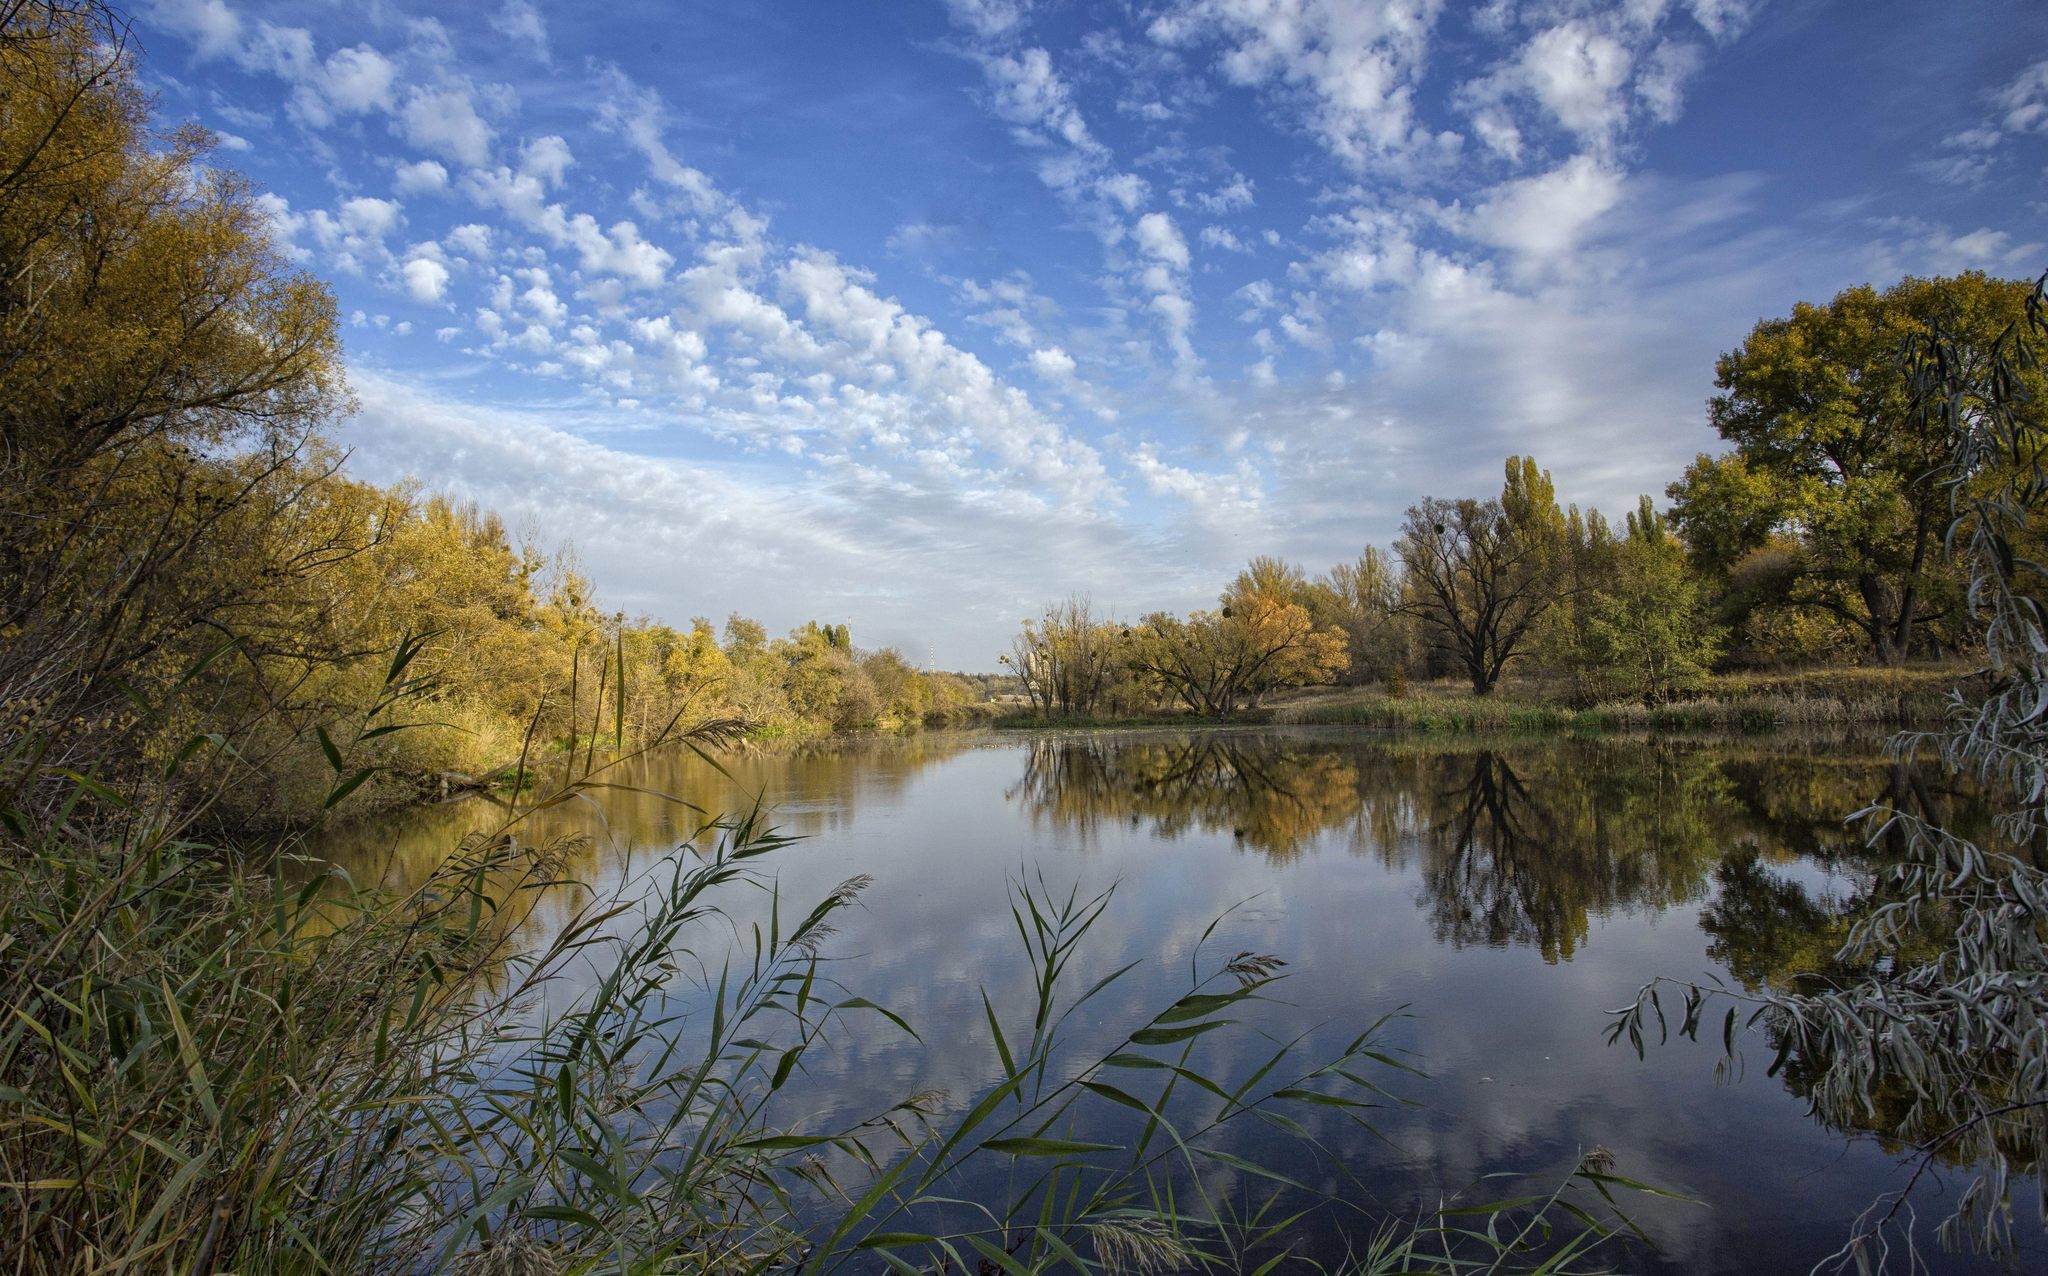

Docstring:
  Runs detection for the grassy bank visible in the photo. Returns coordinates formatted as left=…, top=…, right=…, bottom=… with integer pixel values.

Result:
left=993, top=664, right=1966, bottom=735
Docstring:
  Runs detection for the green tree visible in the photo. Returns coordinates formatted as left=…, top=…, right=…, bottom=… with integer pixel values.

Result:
left=1670, top=272, right=2040, bottom=665
left=1581, top=497, right=1722, bottom=702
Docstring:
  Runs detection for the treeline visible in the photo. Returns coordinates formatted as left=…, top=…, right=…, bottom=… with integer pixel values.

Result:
left=0, top=15, right=972, bottom=827
left=1010, top=270, right=2045, bottom=716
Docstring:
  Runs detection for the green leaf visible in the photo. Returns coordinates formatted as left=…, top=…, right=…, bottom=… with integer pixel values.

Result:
left=978, top=1136, right=1120, bottom=1157
left=315, top=725, right=344, bottom=773
left=856, top=1233, right=941, bottom=1249
left=1130, top=1019, right=1232, bottom=1046
left=323, top=768, right=375, bottom=809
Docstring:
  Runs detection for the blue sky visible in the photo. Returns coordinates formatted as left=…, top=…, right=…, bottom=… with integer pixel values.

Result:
left=138, top=0, right=2048, bottom=667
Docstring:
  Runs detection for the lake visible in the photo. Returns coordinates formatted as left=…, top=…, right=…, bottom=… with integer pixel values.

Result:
left=314, top=727, right=2043, bottom=1275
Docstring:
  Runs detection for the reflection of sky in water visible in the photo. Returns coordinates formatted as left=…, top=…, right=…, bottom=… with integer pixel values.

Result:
left=310, top=729, right=2043, bottom=1275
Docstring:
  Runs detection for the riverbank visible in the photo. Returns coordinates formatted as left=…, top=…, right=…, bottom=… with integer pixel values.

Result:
left=990, top=664, right=1970, bottom=735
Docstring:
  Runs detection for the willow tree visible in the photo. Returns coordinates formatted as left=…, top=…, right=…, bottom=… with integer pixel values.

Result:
left=1396, top=456, right=1573, bottom=694
left=1670, top=272, right=2041, bottom=665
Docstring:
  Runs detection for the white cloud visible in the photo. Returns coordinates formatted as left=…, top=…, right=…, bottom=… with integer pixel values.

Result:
left=146, top=0, right=243, bottom=60
left=2000, top=59, right=2048, bottom=133
left=1150, top=0, right=1448, bottom=170
left=1458, top=154, right=1625, bottom=268
left=1191, top=173, right=1255, bottom=214
left=1029, top=346, right=1077, bottom=378
left=338, top=195, right=402, bottom=240
left=403, top=257, right=451, bottom=303
left=1134, top=211, right=1191, bottom=269
left=394, top=159, right=449, bottom=195
left=445, top=223, right=493, bottom=258
left=982, top=46, right=1104, bottom=161
left=1201, top=225, right=1250, bottom=252
left=490, top=1, right=551, bottom=61
left=1636, top=40, right=1702, bottom=124
left=400, top=85, right=496, bottom=167
left=319, top=45, right=398, bottom=116
left=520, top=135, right=575, bottom=187
left=944, top=0, right=1036, bottom=40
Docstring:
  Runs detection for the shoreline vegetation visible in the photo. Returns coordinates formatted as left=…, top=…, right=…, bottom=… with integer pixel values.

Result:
left=3, top=4, right=2046, bottom=1274
left=989, top=665, right=1966, bottom=735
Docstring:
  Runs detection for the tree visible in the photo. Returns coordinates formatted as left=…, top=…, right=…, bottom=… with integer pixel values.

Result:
left=1670, top=272, right=2041, bottom=665
left=1316, top=547, right=1409, bottom=688
left=1002, top=597, right=1127, bottom=717
left=1396, top=457, right=1573, bottom=694
left=1580, top=497, right=1722, bottom=702
left=1131, top=591, right=1347, bottom=717
left=0, top=1, right=348, bottom=795
left=1616, top=269, right=2048, bottom=1269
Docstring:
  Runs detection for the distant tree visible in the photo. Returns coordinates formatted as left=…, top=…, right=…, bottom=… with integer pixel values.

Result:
left=1669, top=272, right=2040, bottom=665
left=1131, top=591, right=1347, bottom=717
left=1316, top=547, right=1409, bottom=688
left=1396, top=457, right=1573, bottom=694
left=722, top=613, right=768, bottom=662
left=1002, top=597, right=1126, bottom=716
left=1581, top=497, right=1723, bottom=702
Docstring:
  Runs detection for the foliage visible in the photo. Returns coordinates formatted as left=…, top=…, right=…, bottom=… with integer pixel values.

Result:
left=1131, top=586, right=1348, bottom=717
left=1003, top=597, right=1139, bottom=717
left=1670, top=272, right=2041, bottom=666
left=1575, top=497, right=1723, bottom=703
left=1315, top=546, right=1409, bottom=689
left=0, top=0, right=348, bottom=809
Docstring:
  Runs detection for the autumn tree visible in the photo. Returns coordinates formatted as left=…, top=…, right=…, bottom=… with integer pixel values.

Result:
left=1002, top=596, right=1128, bottom=716
left=1669, top=272, right=2040, bottom=665
left=0, top=1, right=350, bottom=798
left=1396, top=457, right=1574, bottom=694
left=1316, top=547, right=1409, bottom=688
left=1131, top=589, right=1347, bottom=718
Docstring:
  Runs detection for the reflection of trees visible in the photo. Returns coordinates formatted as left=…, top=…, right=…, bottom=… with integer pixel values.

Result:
left=1693, top=767, right=2034, bottom=1175
left=309, top=733, right=978, bottom=893
left=1007, top=735, right=1363, bottom=859
left=1410, top=747, right=1729, bottom=962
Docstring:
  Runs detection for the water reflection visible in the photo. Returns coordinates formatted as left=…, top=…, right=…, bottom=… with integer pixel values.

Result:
left=1013, top=734, right=1778, bottom=961
left=306, top=728, right=2039, bottom=1274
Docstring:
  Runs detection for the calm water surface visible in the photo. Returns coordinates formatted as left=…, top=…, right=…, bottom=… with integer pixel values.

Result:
left=316, top=728, right=2043, bottom=1274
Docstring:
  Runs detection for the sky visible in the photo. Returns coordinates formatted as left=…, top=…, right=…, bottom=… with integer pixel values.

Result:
left=135, top=0, right=2048, bottom=668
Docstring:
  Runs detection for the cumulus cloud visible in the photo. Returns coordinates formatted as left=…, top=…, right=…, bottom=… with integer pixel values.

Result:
left=1149, top=0, right=1448, bottom=170
left=1135, top=212, right=1191, bottom=269
left=394, top=160, right=449, bottom=195
left=1029, top=346, right=1077, bottom=378
left=1458, top=154, right=1625, bottom=269
left=145, top=0, right=243, bottom=60
left=400, top=84, right=495, bottom=167
left=402, top=257, right=450, bottom=303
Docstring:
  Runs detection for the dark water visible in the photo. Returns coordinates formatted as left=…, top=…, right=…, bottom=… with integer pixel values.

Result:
left=314, top=728, right=2043, bottom=1274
